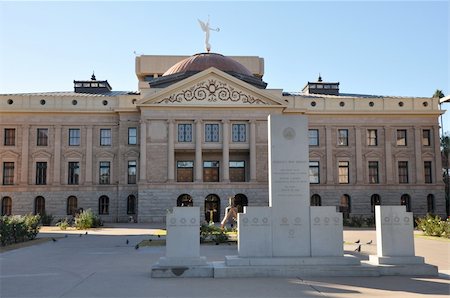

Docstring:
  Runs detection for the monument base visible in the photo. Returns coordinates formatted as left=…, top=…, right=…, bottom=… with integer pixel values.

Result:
left=366, top=255, right=438, bottom=276
left=151, top=257, right=213, bottom=278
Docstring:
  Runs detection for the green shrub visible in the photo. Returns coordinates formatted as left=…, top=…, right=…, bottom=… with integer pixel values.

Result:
left=200, top=224, right=228, bottom=243
left=0, top=214, right=41, bottom=246
left=40, top=213, right=54, bottom=226
left=56, top=218, right=70, bottom=230
left=364, top=216, right=376, bottom=227
left=74, top=209, right=102, bottom=229
left=416, top=214, right=450, bottom=238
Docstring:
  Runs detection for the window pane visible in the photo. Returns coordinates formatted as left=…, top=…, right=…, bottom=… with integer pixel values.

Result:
left=396, top=130, right=407, bottom=146
left=309, top=161, right=319, bottom=184
left=422, top=130, right=431, bottom=146
left=367, top=129, right=377, bottom=146
left=309, top=129, right=319, bottom=146
left=69, top=129, right=80, bottom=146
left=368, top=161, right=379, bottom=184
left=68, top=162, right=80, bottom=185
left=232, top=124, right=246, bottom=142
left=203, top=161, right=219, bottom=182
left=128, top=160, right=137, bottom=184
left=4, top=128, right=15, bottom=146
left=37, top=128, right=48, bottom=146
left=424, top=161, right=432, bottom=184
left=178, top=124, right=192, bottom=142
left=338, top=129, right=348, bottom=146
left=36, top=162, right=47, bottom=185
left=99, top=161, right=110, bottom=184
left=100, top=129, right=111, bottom=146
left=205, top=124, right=219, bottom=142
left=3, top=162, right=14, bottom=185
left=128, top=127, right=137, bottom=145
left=230, top=161, right=245, bottom=182
left=338, top=161, right=349, bottom=184
left=398, top=161, right=408, bottom=183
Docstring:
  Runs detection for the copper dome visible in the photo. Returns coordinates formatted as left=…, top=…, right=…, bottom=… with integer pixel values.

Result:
left=162, top=53, right=253, bottom=77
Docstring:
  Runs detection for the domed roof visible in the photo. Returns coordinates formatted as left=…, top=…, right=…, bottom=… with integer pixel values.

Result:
left=162, top=53, right=253, bottom=77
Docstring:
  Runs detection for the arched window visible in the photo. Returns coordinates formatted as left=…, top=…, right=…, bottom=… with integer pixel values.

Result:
left=127, top=195, right=137, bottom=214
left=339, top=194, right=351, bottom=219
left=234, top=193, right=248, bottom=213
left=310, top=194, right=321, bottom=206
left=34, top=196, right=45, bottom=215
left=427, top=194, right=435, bottom=214
left=98, top=195, right=109, bottom=215
left=177, top=194, right=193, bottom=207
left=204, top=194, right=220, bottom=223
left=67, top=196, right=78, bottom=215
left=370, top=194, right=381, bottom=213
left=400, top=194, right=411, bottom=212
left=1, top=197, right=12, bottom=216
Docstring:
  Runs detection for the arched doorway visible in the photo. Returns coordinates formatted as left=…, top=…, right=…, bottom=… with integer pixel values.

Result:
left=205, top=194, right=220, bottom=223
left=400, top=194, right=411, bottom=212
left=1, top=196, right=12, bottom=216
left=370, top=194, right=381, bottom=213
left=310, top=194, right=321, bottom=206
left=177, top=194, right=193, bottom=207
left=339, top=194, right=351, bottom=219
left=234, top=193, right=248, bottom=213
left=98, top=195, right=109, bottom=215
left=34, top=196, right=45, bottom=215
left=67, top=196, right=78, bottom=216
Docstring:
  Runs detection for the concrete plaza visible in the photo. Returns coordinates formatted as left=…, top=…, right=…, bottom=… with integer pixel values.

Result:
left=1, top=224, right=449, bottom=298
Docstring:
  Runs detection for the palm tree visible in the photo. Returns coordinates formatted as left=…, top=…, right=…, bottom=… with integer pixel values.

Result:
left=433, top=89, right=445, bottom=99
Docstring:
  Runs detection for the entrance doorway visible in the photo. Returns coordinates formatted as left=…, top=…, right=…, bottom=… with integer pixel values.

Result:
left=205, top=194, right=220, bottom=223
left=177, top=194, right=193, bottom=207
left=233, top=193, right=248, bottom=213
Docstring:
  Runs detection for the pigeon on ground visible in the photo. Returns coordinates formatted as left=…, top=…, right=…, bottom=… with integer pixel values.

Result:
left=64, top=234, right=68, bottom=238
left=157, top=235, right=161, bottom=238
left=85, top=231, right=88, bottom=235
left=52, top=238, right=57, bottom=242
left=135, top=244, right=139, bottom=250
left=126, top=239, right=129, bottom=245
left=366, top=240, right=373, bottom=245
left=354, top=245, right=361, bottom=252
left=355, top=239, right=360, bottom=244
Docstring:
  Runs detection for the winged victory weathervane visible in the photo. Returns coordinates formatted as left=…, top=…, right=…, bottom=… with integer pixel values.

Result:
left=198, top=17, right=220, bottom=53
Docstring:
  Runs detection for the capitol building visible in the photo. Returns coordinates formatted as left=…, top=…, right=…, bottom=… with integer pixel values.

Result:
left=0, top=52, right=445, bottom=223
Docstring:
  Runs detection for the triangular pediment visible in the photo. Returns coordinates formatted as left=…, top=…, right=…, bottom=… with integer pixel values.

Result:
left=1, top=150, right=20, bottom=159
left=64, top=150, right=83, bottom=159
left=31, top=150, right=52, bottom=159
left=137, top=68, right=285, bottom=107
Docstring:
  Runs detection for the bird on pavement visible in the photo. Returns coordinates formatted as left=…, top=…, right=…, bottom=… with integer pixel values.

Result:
left=64, top=234, right=68, bottom=238
left=79, top=234, right=82, bottom=237
left=126, top=239, right=129, bottom=245
left=366, top=240, right=373, bottom=245
left=85, top=231, right=88, bottom=235
left=157, top=235, right=161, bottom=238
left=355, top=239, right=360, bottom=244
left=52, top=238, right=57, bottom=242
left=354, top=245, right=361, bottom=252
left=135, top=244, right=139, bottom=250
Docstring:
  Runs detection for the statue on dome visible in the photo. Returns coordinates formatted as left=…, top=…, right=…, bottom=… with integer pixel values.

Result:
left=198, top=17, right=220, bottom=53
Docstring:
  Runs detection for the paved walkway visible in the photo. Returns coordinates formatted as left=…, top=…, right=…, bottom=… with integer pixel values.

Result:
left=1, top=225, right=449, bottom=298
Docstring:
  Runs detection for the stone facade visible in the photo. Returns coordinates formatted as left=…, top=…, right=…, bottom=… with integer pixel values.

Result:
left=0, top=54, right=445, bottom=222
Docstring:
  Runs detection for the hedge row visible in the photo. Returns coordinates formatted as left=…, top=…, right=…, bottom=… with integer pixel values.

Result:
left=0, top=215, right=41, bottom=246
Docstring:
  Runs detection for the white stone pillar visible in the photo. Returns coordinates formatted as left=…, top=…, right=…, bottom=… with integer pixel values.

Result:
left=195, top=120, right=203, bottom=182
left=222, top=120, right=230, bottom=182
left=85, top=126, right=93, bottom=184
left=355, top=127, right=363, bottom=184
left=414, top=127, right=423, bottom=184
left=249, top=120, right=257, bottom=182
left=53, top=125, right=61, bottom=185
left=20, top=125, right=29, bottom=184
left=384, top=127, right=393, bottom=184
left=325, top=126, right=333, bottom=184
left=139, top=120, right=147, bottom=182
left=167, top=120, right=175, bottom=182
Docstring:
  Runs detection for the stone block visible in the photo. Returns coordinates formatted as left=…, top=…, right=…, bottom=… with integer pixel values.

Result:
left=238, top=206, right=272, bottom=257
left=166, top=207, right=200, bottom=258
left=310, top=206, right=343, bottom=257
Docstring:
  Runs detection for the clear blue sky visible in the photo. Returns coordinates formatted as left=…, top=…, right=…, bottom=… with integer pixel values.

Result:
left=0, top=1, right=448, bottom=134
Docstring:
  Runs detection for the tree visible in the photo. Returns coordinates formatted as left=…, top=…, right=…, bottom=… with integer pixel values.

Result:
left=433, top=89, right=445, bottom=99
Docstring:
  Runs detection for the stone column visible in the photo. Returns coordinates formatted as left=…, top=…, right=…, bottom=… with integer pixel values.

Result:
left=139, top=120, right=147, bottom=182
left=222, top=120, right=230, bottom=182
left=433, top=125, right=443, bottom=183
left=20, top=125, right=29, bottom=184
left=53, top=125, right=61, bottom=185
left=195, top=120, right=203, bottom=182
left=325, top=126, right=333, bottom=184
left=85, top=126, right=93, bottom=184
left=249, top=120, right=257, bottom=182
left=384, top=127, right=393, bottom=184
left=414, top=127, right=423, bottom=184
left=355, top=127, right=363, bottom=184
left=167, top=120, right=175, bottom=182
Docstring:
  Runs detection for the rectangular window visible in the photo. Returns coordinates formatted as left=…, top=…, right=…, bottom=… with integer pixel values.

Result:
left=424, top=161, right=432, bottom=184
left=398, top=161, right=409, bottom=184
left=309, top=129, right=319, bottom=146
left=230, top=161, right=245, bottom=182
left=338, top=129, right=348, bottom=146
left=4, top=128, right=15, bottom=146
left=203, top=161, right=219, bottom=182
left=177, top=161, right=194, bottom=182
left=2, top=162, right=14, bottom=185
left=338, top=161, right=349, bottom=184
left=36, top=162, right=47, bottom=185
left=100, top=129, right=111, bottom=146
left=128, top=127, right=137, bottom=145
left=368, top=161, right=379, bottom=184
left=68, top=162, right=80, bottom=185
left=367, top=129, right=377, bottom=146
left=396, top=129, right=407, bottom=146
left=422, top=129, right=431, bottom=146
left=205, top=124, right=220, bottom=142
left=128, top=160, right=137, bottom=184
left=309, top=161, right=320, bottom=184
left=37, top=128, right=48, bottom=146
left=69, top=129, right=80, bottom=146
left=232, top=124, right=246, bottom=142
left=99, top=161, right=110, bottom=184
left=177, top=124, right=192, bottom=142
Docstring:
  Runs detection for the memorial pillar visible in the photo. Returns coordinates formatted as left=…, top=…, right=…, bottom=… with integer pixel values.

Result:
left=222, top=120, right=230, bottom=182
left=195, top=120, right=203, bottom=182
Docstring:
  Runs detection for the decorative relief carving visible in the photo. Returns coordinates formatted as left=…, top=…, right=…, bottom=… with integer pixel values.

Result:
left=159, top=79, right=266, bottom=104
